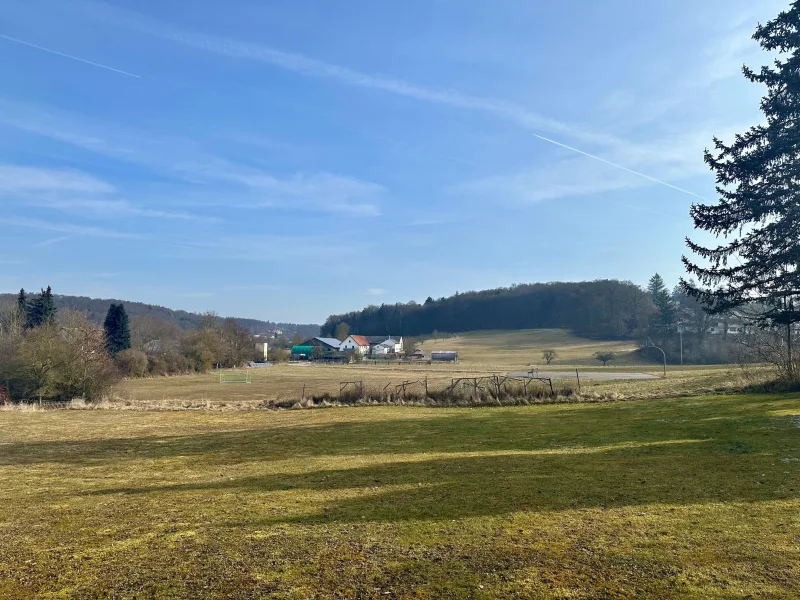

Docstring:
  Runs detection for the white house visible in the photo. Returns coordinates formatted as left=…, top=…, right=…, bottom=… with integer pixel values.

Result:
left=340, top=335, right=404, bottom=355
left=339, top=335, right=371, bottom=355
left=366, top=336, right=404, bottom=354
left=372, top=343, right=392, bottom=356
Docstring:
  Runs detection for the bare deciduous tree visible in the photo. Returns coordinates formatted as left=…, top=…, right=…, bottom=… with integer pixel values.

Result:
left=595, top=351, right=615, bottom=367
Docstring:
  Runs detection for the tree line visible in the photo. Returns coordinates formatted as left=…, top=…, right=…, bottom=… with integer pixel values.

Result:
left=0, top=288, right=261, bottom=403
left=321, top=276, right=754, bottom=366
left=322, top=280, right=656, bottom=341
left=0, top=292, right=320, bottom=340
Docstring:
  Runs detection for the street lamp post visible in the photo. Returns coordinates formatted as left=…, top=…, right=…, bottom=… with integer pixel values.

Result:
left=646, top=337, right=667, bottom=377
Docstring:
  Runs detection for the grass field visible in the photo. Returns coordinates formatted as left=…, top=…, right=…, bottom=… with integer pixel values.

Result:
left=114, top=330, right=745, bottom=408
left=418, top=329, right=650, bottom=369
left=1, top=394, right=799, bottom=598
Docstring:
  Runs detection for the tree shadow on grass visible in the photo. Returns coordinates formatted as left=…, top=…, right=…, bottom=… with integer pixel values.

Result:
left=83, top=440, right=799, bottom=523
left=1, top=395, right=791, bottom=468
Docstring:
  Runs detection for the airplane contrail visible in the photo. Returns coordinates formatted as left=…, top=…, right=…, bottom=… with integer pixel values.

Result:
left=528, top=132, right=710, bottom=202
left=0, top=34, right=141, bottom=78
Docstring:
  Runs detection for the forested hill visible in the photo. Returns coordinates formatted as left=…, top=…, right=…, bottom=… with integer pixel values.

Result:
left=322, top=280, right=655, bottom=340
left=0, top=293, right=320, bottom=339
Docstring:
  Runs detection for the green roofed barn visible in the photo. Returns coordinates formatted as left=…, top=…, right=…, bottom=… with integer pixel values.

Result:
left=291, top=346, right=314, bottom=360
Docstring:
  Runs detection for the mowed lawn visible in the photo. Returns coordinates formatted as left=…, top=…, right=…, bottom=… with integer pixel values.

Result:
left=1, top=395, right=799, bottom=598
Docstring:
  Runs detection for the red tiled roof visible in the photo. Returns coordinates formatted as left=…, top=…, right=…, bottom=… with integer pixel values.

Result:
left=349, top=335, right=370, bottom=346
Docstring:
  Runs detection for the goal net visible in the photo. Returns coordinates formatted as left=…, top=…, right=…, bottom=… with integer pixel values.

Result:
left=219, top=371, right=252, bottom=384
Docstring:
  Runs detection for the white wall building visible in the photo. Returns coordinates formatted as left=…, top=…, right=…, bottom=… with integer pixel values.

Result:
left=339, top=335, right=371, bottom=355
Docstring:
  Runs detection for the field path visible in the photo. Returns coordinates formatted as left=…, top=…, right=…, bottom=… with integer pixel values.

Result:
left=510, top=370, right=660, bottom=380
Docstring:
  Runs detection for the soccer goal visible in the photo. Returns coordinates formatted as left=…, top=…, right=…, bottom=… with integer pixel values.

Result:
left=219, top=370, right=252, bottom=384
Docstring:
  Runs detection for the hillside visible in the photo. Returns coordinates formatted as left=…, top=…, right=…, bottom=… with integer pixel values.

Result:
left=416, top=329, right=650, bottom=369
left=322, top=280, right=654, bottom=340
left=0, top=293, right=320, bottom=339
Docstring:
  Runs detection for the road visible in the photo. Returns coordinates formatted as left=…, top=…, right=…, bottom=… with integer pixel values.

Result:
left=509, top=371, right=660, bottom=380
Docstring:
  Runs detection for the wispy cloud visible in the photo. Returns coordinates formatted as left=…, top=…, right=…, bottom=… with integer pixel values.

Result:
left=101, top=6, right=722, bottom=202
left=7, top=217, right=142, bottom=239
left=367, top=288, right=385, bottom=296
left=171, top=234, right=365, bottom=262
left=0, top=163, right=210, bottom=221
left=221, top=284, right=286, bottom=292
left=0, top=103, right=384, bottom=217
left=83, top=2, right=614, bottom=147
left=0, top=164, right=116, bottom=194
left=174, top=163, right=385, bottom=216
left=0, top=34, right=141, bottom=78
left=26, top=197, right=210, bottom=221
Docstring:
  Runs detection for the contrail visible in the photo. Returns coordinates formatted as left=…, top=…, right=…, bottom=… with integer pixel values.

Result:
left=32, top=235, right=73, bottom=248
left=528, top=132, right=710, bottom=202
left=0, top=34, right=141, bottom=78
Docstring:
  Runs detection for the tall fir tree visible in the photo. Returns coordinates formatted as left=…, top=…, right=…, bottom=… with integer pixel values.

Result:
left=648, top=273, right=675, bottom=343
left=682, top=2, right=800, bottom=378
left=25, top=286, right=55, bottom=329
left=40, top=286, right=56, bottom=325
left=104, top=303, right=131, bottom=356
left=16, top=288, right=27, bottom=324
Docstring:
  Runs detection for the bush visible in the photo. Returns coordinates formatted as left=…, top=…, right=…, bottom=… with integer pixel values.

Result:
left=116, top=349, right=149, bottom=378
left=163, top=349, right=190, bottom=374
left=268, top=347, right=291, bottom=363
left=147, top=354, right=168, bottom=376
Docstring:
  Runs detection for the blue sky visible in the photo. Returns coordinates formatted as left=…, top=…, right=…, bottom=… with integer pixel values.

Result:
left=0, top=0, right=786, bottom=323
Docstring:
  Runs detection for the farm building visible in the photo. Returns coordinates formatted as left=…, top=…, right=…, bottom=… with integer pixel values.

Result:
left=341, top=335, right=405, bottom=355
left=340, top=335, right=371, bottom=355
left=302, top=337, right=342, bottom=352
left=253, top=335, right=270, bottom=360
left=254, top=340, right=268, bottom=360
left=366, top=336, right=404, bottom=353
left=291, top=345, right=313, bottom=360
left=431, top=350, right=459, bottom=362
left=371, top=340, right=398, bottom=355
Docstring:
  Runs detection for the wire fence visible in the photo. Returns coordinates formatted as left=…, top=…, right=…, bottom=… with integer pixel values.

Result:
left=266, top=374, right=578, bottom=408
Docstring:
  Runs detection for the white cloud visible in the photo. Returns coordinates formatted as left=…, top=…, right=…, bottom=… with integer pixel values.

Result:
left=173, top=160, right=384, bottom=216
left=0, top=102, right=384, bottom=217
left=0, top=162, right=210, bottom=220
left=81, top=1, right=618, bottom=149
left=6, top=217, right=142, bottom=239
left=367, top=288, right=385, bottom=296
left=0, top=164, right=116, bottom=194
left=171, top=234, right=364, bottom=262
left=24, top=196, right=209, bottom=220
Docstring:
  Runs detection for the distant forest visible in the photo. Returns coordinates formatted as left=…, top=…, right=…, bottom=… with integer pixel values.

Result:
left=322, top=280, right=654, bottom=340
left=0, top=293, right=320, bottom=339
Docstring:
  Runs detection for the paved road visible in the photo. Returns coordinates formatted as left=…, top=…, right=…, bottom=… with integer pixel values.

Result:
left=509, top=371, right=660, bottom=381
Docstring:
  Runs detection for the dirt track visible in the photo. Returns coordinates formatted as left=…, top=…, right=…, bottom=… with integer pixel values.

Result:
left=510, top=371, right=660, bottom=380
